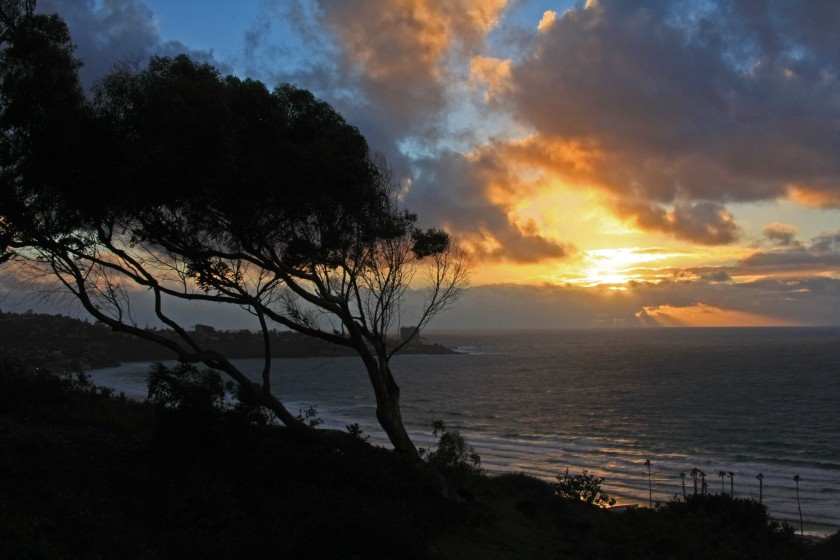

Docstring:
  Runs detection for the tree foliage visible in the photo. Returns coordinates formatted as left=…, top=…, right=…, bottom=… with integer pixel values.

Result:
left=554, top=468, right=616, bottom=508
left=0, top=0, right=90, bottom=257
left=147, top=362, right=226, bottom=415
left=420, top=420, right=481, bottom=474
left=0, top=1, right=468, bottom=459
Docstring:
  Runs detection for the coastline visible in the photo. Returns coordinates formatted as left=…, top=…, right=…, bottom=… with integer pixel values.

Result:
left=86, top=357, right=840, bottom=539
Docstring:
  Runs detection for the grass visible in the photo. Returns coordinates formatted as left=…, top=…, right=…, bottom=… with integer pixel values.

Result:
left=1, top=358, right=838, bottom=559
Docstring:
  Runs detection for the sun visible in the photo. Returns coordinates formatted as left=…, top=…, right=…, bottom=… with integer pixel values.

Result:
left=564, top=247, right=674, bottom=287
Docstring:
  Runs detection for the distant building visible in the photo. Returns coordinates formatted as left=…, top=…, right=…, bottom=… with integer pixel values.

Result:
left=399, top=326, right=420, bottom=345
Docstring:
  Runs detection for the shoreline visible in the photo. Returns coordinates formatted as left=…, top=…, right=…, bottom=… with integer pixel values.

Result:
left=85, top=359, right=840, bottom=539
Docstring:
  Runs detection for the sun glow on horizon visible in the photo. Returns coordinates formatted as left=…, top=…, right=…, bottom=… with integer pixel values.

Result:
left=637, top=303, right=802, bottom=327
left=562, top=247, right=682, bottom=287
left=463, top=242, right=756, bottom=287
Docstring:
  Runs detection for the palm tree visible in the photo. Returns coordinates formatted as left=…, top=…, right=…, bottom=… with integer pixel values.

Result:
left=680, top=472, right=687, bottom=500
left=719, top=470, right=726, bottom=494
left=794, top=475, right=803, bottom=536
left=691, top=468, right=699, bottom=495
left=728, top=471, right=735, bottom=496
left=644, top=459, right=652, bottom=507
left=756, top=473, right=764, bottom=504
left=700, top=471, right=707, bottom=495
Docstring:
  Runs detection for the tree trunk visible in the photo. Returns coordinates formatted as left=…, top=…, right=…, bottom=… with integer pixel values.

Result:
left=373, top=363, right=420, bottom=460
left=350, top=339, right=462, bottom=499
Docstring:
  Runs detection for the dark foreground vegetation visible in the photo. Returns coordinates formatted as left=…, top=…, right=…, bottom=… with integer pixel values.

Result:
left=2, top=361, right=838, bottom=560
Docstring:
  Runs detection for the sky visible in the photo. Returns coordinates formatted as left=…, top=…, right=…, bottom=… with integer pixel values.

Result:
left=7, top=0, right=840, bottom=328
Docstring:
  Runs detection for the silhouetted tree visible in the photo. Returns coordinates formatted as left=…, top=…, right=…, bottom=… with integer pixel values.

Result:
left=691, top=467, right=699, bottom=495
left=0, top=3, right=468, bottom=461
left=644, top=459, right=652, bottom=507
left=679, top=472, right=686, bottom=499
left=1, top=0, right=90, bottom=262
left=728, top=471, right=735, bottom=496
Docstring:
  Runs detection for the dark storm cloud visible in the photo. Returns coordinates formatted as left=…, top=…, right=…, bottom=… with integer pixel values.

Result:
left=507, top=0, right=840, bottom=242
left=39, top=0, right=229, bottom=88
left=738, top=229, right=840, bottom=272
left=738, top=249, right=840, bottom=272
left=701, top=270, right=732, bottom=283
left=615, top=198, right=741, bottom=244
left=810, top=231, right=840, bottom=254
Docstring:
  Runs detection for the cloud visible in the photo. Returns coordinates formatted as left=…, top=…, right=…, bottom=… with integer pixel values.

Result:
left=245, top=1, right=557, bottom=263
left=34, top=0, right=840, bottom=267
left=614, top=199, right=741, bottom=245
left=502, top=0, right=840, bottom=243
left=636, top=303, right=800, bottom=327
left=536, top=10, right=557, bottom=34
left=762, top=222, right=799, bottom=246
left=311, top=0, right=509, bottom=136
left=789, top=186, right=840, bottom=209
left=408, top=150, right=571, bottom=263
left=701, top=270, right=731, bottom=283
left=433, top=283, right=640, bottom=329
left=469, top=56, right=512, bottom=102
left=39, top=0, right=229, bottom=88
left=430, top=275, right=840, bottom=329
left=738, top=229, right=840, bottom=274
left=811, top=231, right=840, bottom=254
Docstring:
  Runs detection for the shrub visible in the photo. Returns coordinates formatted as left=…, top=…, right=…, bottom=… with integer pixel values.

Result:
left=662, top=493, right=795, bottom=540
left=420, top=420, right=481, bottom=473
left=296, top=406, right=324, bottom=428
left=346, top=422, right=370, bottom=442
left=554, top=468, right=616, bottom=507
left=226, top=381, right=271, bottom=426
left=147, top=362, right=226, bottom=414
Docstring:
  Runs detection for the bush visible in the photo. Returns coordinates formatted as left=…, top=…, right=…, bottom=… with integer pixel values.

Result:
left=146, top=362, right=237, bottom=455
left=295, top=406, right=323, bottom=428
left=420, top=420, right=481, bottom=474
left=346, top=422, right=370, bottom=442
left=226, top=381, right=271, bottom=426
left=590, top=493, right=801, bottom=560
left=554, top=468, right=616, bottom=507
left=147, top=362, right=226, bottom=414
left=662, top=493, right=794, bottom=540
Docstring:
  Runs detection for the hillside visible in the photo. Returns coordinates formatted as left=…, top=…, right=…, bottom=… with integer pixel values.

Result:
left=0, top=310, right=455, bottom=372
left=1, top=359, right=838, bottom=559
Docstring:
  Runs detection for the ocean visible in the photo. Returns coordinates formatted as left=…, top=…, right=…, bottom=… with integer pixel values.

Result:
left=89, top=327, right=840, bottom=536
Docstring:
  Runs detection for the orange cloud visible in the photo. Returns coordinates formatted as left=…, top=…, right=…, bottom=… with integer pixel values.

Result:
left=317, top=0, right=509, bottom=124
left=498, top=2, right=840, bottom=246
left=636, top=303, right=800, bottom=327
left=495, top=135, right=602, bottom=178
left=788, top=186, right=840, bottom=209
left=469, top=56, right=512, bottom=101
left=537, top=10, right=557, bottom=33
left=406, top=148, right=573, bottom=264
left=457, top=133, right=747, bottom=247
